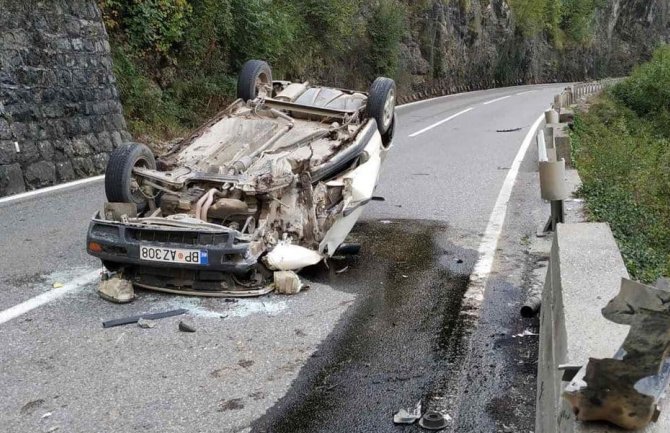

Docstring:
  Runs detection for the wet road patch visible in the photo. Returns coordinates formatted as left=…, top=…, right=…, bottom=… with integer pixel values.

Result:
left=252, top=219, right=478, bottom=433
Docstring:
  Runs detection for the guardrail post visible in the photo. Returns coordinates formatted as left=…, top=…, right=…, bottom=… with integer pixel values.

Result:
left=545, top=109, right=559, bottom=124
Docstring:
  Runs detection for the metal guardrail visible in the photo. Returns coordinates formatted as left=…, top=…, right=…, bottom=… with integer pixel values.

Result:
left=539, top=78, right=624, bottom=234
left=552, top=78, right=625, bottom=110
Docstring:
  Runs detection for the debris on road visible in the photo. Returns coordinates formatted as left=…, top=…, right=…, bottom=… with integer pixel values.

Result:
left=265, top=243, right=323, bottom=271
left=274, top=271, right=302, bottom=295
left=418, top=411, right=449, bottom=430
left=41, top=412, right=52, bottom=419
left=512, top=330, right=539, bottom=338
left=335, top=266, right=349, bottom=274
left=52, top=282, right=63, bottom=288
left=393, top=401, right=422, bottom=424
left=137, top=318, right=156, bottom=329
left=102, top=308, right=188, bottom=328
left=98, top=273, right=134, bottom=304
left=178, top=320, right=196, bottom=333
left=563, top=278, right=670, bottom=430
left=496, top=127, right=523, bottom=133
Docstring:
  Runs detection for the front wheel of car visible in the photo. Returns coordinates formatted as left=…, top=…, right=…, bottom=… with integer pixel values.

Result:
left=367, top=77, right=396, bottom=135
left=237, top=60, right=273, bottom=101
left=105, top=142, right=156, bottom=213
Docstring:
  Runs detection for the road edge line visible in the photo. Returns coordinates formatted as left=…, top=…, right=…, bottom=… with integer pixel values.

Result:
left=408, top=107, right=475, bottom=138
left=0, top=175, right=105, bottom=206
left=483, top=95, right=512, bottom=105
left=463, top=113, right=545, bottom=311
left=0, top=269, right=100, bottom=325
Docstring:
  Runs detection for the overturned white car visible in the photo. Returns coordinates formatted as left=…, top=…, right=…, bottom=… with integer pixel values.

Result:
left=86, top=60, right=396, bottom=298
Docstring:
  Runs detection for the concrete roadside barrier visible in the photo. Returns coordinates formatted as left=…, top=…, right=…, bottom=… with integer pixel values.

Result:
left=535, top=223, right=670, bottom=433
left=535, top=77, right=669, bottom=433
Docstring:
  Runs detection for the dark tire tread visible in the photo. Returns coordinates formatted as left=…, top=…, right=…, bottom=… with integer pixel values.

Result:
left=366, top=77, right=396, bottom=134
left=237, top=60, right=273, bottom=101
left=104, top=142, right=155, bottom=212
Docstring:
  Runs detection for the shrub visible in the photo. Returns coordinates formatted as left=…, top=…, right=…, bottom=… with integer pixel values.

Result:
left=612, top=45, right=670, bottom=119
left=573, top=95, right=670, bottom=282
left=366, top=0, right=407, bottom=78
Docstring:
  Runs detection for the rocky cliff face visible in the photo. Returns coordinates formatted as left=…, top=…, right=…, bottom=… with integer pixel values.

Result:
left=0, top=0, right=128, bottom=196
left=395, top=0, right=670, bottom=102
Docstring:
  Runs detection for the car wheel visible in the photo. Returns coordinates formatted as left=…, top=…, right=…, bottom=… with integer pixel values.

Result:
left=237, top=60, right=273, bottom=101
left=105, top=142, right=156, bottom=213
left=367, top=77, right=396, bottom=134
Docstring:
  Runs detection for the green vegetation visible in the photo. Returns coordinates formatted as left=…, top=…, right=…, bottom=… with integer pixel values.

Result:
left=573, top=46, right=670, bottom=282
left=101, top=0, right=609, bottom=143
left=99, top=0, right=407, bottom=142
left=508, top=0, right=602, bottom=47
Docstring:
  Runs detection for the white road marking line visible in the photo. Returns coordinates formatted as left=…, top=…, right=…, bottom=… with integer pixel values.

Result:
left=0, top=269, right=100, bottom=325
left=462, top=113, right=545, bottom=312
left=0, top=175, right=104, bottom=206
left=408, top=107, right=474, bottom=138
left=483, top=95, right=512, bottom=105
left=516, top=90, right=539, bottom=96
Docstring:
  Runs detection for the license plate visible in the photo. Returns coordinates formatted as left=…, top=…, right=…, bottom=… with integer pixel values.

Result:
left=139, top=245, right=208, bottom=265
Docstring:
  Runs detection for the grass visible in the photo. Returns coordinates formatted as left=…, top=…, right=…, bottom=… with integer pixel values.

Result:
left=572, top=94, right=670, bottom=283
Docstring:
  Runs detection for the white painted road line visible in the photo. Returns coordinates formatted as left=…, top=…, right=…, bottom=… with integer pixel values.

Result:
left=0, top=174, right=104, bottom=206
left=516, top=90, right=539, bottom=96
left=463, top=113, right=545, bottom=311
left=483, top=95, right=512, bottom=105
left=408, top=107, right=474, bottom=138
left=0, top=269, right=100, bottom=325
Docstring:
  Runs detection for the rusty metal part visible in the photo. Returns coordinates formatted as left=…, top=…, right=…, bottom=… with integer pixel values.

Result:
left=563, top=278, right=670, bottom=430
left=195, top=188, right=218, bottom=221
left=134, top=282, right=273, bottom=298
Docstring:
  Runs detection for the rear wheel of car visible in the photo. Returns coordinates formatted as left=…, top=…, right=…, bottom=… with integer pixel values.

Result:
left=105, top=142, right=156, bottom=213
left=237, top=60, right=273, bottom=101
left=367, top=77, right=396, bottom=135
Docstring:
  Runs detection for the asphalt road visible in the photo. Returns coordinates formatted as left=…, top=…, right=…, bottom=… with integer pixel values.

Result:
left=0, top=84, right=565, bottom=433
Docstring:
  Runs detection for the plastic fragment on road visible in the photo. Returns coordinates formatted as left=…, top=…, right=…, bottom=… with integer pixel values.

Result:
left=274, top=271, right=303, bottom=295
left=418, top=411, right=449, bottom=430
left=563, top=278, right=670, bottom=430
left=178, top=320, right=196, bottom=333
left=137, top=318, right=156, bottom=329
left=335, top=266, right=349, bottom=274
left=512, top=330, right=539, bottom=338
left=52, top=282, right=63, bottom=288
left=265, top=243, right=323, bottom=271
left=393, top=401, right=422, bottom=424
left=102, top=308, right=188, bottom=328
left=98, top=273, right=134, bottom=304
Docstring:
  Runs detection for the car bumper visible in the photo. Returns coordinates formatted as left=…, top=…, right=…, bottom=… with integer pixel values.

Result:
left=86, top=218, right=257, bottom=275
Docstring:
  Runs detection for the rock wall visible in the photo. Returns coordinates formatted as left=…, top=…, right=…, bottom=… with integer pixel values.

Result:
left=0, top=0, right=129, bottom=197
left=394, top=0, right=670, bottom=103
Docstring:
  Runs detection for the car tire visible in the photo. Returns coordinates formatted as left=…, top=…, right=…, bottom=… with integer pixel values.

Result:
left=105, top=142, right=156, bottom=213
left=367, top=77, right=396, bottom=134
left=237, top=60, right=273, bottom=101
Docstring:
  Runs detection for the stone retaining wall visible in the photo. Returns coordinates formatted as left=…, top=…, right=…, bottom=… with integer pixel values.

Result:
left=0, top=0, right=129, bottom=196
